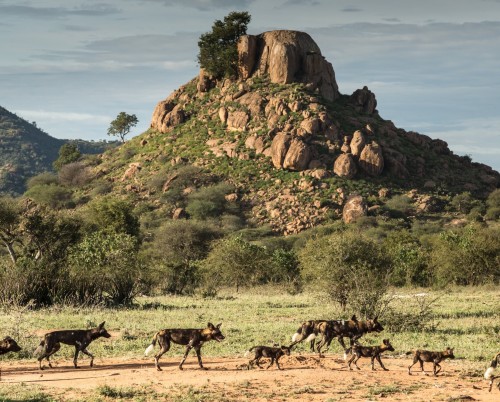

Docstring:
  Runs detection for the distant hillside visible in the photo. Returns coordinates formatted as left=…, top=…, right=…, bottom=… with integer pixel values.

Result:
left=0, top=106, right=115, bottom=195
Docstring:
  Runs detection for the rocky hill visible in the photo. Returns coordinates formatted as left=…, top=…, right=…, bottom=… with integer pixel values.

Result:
left=0, top=106, right=115, bottom=195
left=87, top=30, right=499, bottom=234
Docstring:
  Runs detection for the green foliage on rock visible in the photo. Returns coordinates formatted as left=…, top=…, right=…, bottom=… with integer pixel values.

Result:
left=197, top=11, right=251, bottom=78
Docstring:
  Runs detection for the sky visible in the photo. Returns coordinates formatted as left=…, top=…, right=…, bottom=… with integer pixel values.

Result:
left=1, top=0, right=499, bottom=171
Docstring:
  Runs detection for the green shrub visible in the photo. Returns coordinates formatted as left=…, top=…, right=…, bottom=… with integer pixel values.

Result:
left=197, top=11, right=251, bottom=78
left=58, top=162, right=93, bottom=187
left=185, top=182, right=235, bottom=220
left=299, top=229, right=391, bottom=315
left=26, top=172, right=58, bottom=189
left=24, top=184, right=74, bottom=209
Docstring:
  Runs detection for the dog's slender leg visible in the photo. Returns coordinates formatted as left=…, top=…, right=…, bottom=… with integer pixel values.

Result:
left=408, top=356, right=418, bottom=375
left=371, top=356, right=376, bottom=370
left=434, top=361, right=441, bottom=376
left=154, top=339, right=170, bottom=371
left=376, top=355, right=388, bottom=371
left=45, top=343, right=60, bottom=369
left=179, top=344, right=192, bottom=370
left=267, top=357, right=275, bottom=369
left=255, top=357, right=262, bottom=368
left=81, top=348, right=94, bottom=367
left=348, top=353, right=356, bottom=370
left=194, top=345, right=206, bottom=370
left=353, top=354, right=361, bottom=370
left=276, top=356, right=282, bottom=370
left=73, top=346, right=81, bottom=369
left=420, top=359, right=427, bottom=376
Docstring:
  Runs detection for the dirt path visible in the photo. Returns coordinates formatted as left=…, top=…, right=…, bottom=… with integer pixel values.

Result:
left=1, top=355, right=496, bottom=401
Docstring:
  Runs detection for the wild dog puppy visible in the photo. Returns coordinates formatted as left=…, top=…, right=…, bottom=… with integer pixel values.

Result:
left=347, top=339, right=394, bottom=371
left=316, top=316, right=384, bottom=356
left=35, top=322, right=111, bottom=370
left=144, top=322, right=224, bottom=371
left=0, top=337, right=22, bottom=355
left=484, top=352, right=500, bottom=392
left=407, top=347, right=455, bottom=376
left=244, top=345, right=291, bottom=370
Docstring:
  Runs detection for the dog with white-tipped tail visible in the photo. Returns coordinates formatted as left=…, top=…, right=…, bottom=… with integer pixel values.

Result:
left=485, top=352, right=500, bottom=392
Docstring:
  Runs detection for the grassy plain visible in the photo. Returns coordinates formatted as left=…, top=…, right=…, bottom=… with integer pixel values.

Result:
left=0, top=286, right=498, bottom=401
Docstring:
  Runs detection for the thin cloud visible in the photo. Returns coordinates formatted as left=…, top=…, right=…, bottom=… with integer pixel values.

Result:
left=0, top=3, right=121, bottom=18
left=14, top=110, right=112, bottom=123
left=141, top=0, right=255, bottom=11
left=342, top=6, right=362, bottom=12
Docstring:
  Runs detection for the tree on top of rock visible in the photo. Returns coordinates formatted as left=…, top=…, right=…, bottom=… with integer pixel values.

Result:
left=197, top=11, right=251, bottom=79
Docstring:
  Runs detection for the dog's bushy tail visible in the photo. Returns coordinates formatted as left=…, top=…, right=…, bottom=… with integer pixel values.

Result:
left=291, top=326, right=303, bottom=343
left=244, top=346, right=256, bottom=358
left=33, top=340, right=45, bottom=357
left=343, top=347, right=353, bottom=361
left=485, top=366, right=495, bottom=380
left=144, top=333, right=158, bottom=356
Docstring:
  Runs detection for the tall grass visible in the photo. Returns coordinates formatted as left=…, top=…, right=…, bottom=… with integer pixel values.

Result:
left=0, top=286, right=498, bottom=364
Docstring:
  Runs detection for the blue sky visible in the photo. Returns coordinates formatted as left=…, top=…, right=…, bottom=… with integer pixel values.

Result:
left=1, top=0, right=499, bottom=171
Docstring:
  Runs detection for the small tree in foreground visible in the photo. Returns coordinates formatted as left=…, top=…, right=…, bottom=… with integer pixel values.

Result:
left=107, top=112, right=138, bottom=143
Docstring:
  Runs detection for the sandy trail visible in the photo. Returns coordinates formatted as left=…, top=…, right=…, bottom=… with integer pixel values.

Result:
left=1, top=355, right=496, bottom=401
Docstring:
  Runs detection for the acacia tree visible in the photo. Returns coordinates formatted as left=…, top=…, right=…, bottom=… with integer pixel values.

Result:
left=197, top=11, right=251, bottom=79
left=107, top=112, right=138, bottom=143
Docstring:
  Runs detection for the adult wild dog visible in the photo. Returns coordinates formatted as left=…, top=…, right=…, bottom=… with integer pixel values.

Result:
left=292, top=316, right=384, bottom=356
left=35, top=322, right=111, bottom=370
left=0, top=336, right=22, bottom=380
left=144, top=322, right=225, bottom=371
left=0, top=337, right=21, bottom=355
left=316, top=316, right=384, bottom=355
left=484, top=352, right=500, bottom=392
left=347, top=339, right=394, bottom=371
left=245, top=345, right=291, bottom=370
left=407, top=347, right=455, bottom=376
left=290, top=319, right=329, bottom=352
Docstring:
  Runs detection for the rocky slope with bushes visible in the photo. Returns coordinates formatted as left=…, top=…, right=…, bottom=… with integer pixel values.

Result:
left=85, top=30, right=498, bottom=234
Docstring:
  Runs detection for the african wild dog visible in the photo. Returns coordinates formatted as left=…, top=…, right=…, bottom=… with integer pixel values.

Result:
left=0, top=337, right=21, bottom=355
left=292, top=315, right=384, bottom=356
left=347, top=339, right=394, bottom=371
left=291, top=319, right=330, bottom=352
left=407, top=347, right=455, bottom=376
left=0, top=336, right=22, bottom=380
left=144, top=322, right=225, bottom=371
left=316, top=316, right=384, bottom=356
left=244, top=345, right=291, bottom=370
left=35, top=322, right=111, bottom=370
left=484, top=352, right=500, bottom=392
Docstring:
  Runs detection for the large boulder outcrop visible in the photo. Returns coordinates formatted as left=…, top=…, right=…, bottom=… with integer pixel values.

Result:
left=270, top=132, right=292, bottom=169
left=342, top=194, right=368, bottom=224
left=350, top=86, right=377, bottom=115
left=283, top=139, right=311, bottom=171
left=359, top=142, right=384, bottom=176
left=238, top=30, right=340, bottom=101
left=334, top=154, right=357, bottom=178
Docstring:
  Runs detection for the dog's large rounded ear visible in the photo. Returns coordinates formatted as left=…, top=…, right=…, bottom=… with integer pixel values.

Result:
left=207, top=322, right=215, bottom=329
left=351, top=315, right=357, bottom=321
left=216, top=323, right=222, bottom=328
left=374, top=316, right=379, bottom=322
left=99, top=322, right=105, bottom=328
